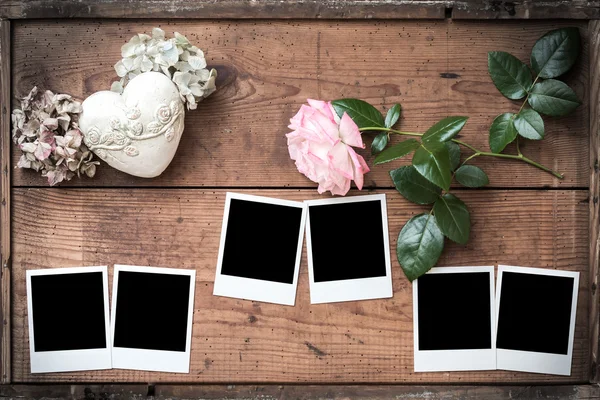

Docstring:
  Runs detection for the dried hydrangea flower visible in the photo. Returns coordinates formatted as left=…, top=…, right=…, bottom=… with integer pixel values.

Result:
left=112, top=27, right=217, bottom=110
left=12, top=86, right=100, bottom=186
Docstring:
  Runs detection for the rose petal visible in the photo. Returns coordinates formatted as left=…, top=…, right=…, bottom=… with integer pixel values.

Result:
left=339, top=112, right=364, bottom=148
left=347, top=146, right=370, bottom=190
left=327, top=141, right=353, bottom=180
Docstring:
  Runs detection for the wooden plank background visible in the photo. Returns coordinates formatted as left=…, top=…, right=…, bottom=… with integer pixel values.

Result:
left=10, top=20, right=590, bottom=189
left=10, top=188, right=590, bottom=383
left=6, top=18, right=594, bottom=384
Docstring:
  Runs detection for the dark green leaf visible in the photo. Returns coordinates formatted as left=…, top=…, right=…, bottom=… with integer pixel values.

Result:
left=412, top=141, right=452, bottom=191
left=489, top=112, right=517, bottom=153
left=446, top=141, right=461, bottom=171
left=397, top=213, right=445, bottom=282
left=455, top=165, right=489, bottom=188
left=389, top=166, right=442, bottom=205
left=374, top=138, right=420, bottom=165
left=528, top=79, right=580, bottom=117
left=488, top=51, right=533, bottom=100
left=531, top=27, right=581, bottom=79
left=433, top=193, right=471, bottom=245
left=514, top=109, right=545, bottom=140
left=371, top=132, right=389, bottom=155
left=385, top=104, right=401, bottom=128
left=331, top=98, right=385, bottom=129
left=422, top=116, right=468, bottom=143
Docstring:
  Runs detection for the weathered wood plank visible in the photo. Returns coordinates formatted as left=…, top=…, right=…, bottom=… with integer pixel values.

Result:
left=11, top=188, right=589, bottom=383
left=0, top=384, right=148, bottom=399
left=0, top=0, right=599, bottom=20
left=589, top=20, right=600, bottom=383
left=0, top=0, right=447, bottom=20
left=9, top=20, right=589, bottom=188
left=0, top=18, right=11, bottom=385
left=1, top=384, right=600, bottom=400
left=452, top=0, right=600, bottom=19
left=155, top=384, right=600, bottom=400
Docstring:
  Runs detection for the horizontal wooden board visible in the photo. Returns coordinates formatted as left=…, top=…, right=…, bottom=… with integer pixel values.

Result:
left=10, top=20, right=589, bottom=188
left=1, top=384, right=600, bottom=400
left=1, top=0, right=599, bottom=20
left=11, top=188, right=589, bottom=383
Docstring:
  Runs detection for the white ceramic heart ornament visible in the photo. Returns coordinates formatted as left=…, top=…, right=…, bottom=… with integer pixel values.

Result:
left=79, top=72, right=185, bottom=178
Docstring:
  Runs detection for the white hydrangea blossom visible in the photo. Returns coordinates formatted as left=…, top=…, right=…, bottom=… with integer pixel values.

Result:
left=112, top=28, right=217, bottom=110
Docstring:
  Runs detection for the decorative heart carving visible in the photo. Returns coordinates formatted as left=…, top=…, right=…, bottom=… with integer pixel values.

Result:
left=79, top=72, right=185, bottom=178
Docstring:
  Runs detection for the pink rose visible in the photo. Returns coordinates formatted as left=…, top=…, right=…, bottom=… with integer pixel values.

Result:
left=286, top=99, right=370, bottom=196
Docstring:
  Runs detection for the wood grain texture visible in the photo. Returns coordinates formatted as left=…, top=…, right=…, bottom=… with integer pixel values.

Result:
left=0, top=18, right=11, bottom=385
left=589, top=20, right=600, bottom=384
left=0, top=0, right=599, bottom=20
left=1, top=384, right=600, bottom=400
left=10, top=188, right=589, bottom=383
left=9, top=20, right=589, bottom=188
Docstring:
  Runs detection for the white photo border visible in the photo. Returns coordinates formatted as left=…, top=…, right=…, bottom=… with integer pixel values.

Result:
left=495, top=265, right=579, bottom=376
left=413, top=266, right=496, bottom=372
left=305, top=194, right=393, bottom=304
left=26, top=266, right=112, bottom=373
left=111, top=264, right=196, bottom=373
left=212, top=192, right=307, bottom=306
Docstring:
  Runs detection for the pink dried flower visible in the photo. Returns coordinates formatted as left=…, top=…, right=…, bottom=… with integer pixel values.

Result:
left=286, top=99, right=370, bottom=196
left=12, top=86, right=100, bottom=186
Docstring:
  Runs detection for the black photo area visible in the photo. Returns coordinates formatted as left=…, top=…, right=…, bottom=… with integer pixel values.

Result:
left=31, top=272, right=107, bottom=352
left=221, top=199, right=303, bottom=284
left=309, top=200, right=386, bottom=282
left=418, top=272, right=492, bottom=350
left=113, top=271, right=191, bottom=352
left=496, top=272, right=574, bottom=355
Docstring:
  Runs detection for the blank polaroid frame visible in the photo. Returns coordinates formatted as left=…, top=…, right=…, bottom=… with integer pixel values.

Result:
left=111, top=265, right=196, bottom=373
left=212, top=192, right=307, bottom=306
left=305, top=194, right=392, bottom=304
left=413, top=266, right=496, bottom=372
left=26, top=266, right=112, bottom=373
left=496, top=265, right=579, bottom=376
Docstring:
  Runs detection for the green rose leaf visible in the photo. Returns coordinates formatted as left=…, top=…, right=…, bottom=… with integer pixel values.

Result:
left=422, top=116, right=468, bottom=143
left=433, top=193, right=471, bottom=245
left=389, top=166, right=442, bottom=205
left=455, top=165, right=489, bottom=188
left=488, top=51, right=533, bottom=100
left=528, top=79, right=580, bottom=117
left=446, top=141, right=461, bottom=171
left=412, top=141, right=452, bottom=191
left=514, top=108, right=545, bottom=140
left=373, top=138, right=420, bottom=165
left=331, top=98, right=385, bottom=129
left=531, top=27, right=581, bottom=79
left=489, top=112, right=517, bottom=153
left=385, top=104, right=401, bottom=128
left=371, top=132, right=389, bottom=155
left=397, top=213, right=445, bottom=282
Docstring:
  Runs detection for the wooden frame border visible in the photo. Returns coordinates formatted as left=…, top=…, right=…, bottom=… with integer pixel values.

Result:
left=0, top=384, right=600, bottom=399
left=0, top=3, right=599, bottom=389
left=0, top=0, right=599, bottom=20
left=0, top=18, right=10, bottom=385
left=589, top=20, right=600, bottom=384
